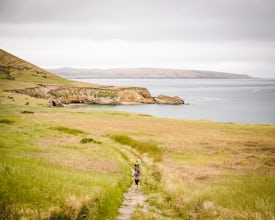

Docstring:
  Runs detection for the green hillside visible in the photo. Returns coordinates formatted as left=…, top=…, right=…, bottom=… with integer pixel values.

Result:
left=0, top=49, right=72, bottom=86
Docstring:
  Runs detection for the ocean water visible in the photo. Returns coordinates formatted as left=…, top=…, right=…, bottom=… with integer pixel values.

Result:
left=70, top=78, right=275, bottom=124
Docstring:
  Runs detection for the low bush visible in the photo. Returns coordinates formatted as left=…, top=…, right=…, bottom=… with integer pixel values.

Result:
left=80, top=138, right=102, bottom=144
left=51, top=126, right=84, bottom=135
left=0, top=119, right=14, bottom=124
left=21, top=110, right=34, bottom=114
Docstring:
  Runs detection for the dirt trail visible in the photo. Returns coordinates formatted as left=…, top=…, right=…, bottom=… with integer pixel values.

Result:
left=117, top=183, right=148, bottom=220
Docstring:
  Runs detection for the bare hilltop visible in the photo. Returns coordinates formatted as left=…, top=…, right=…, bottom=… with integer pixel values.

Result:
left=48, top=67, right=252, bottom=79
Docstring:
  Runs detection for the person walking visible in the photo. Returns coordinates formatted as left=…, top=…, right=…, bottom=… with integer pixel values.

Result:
left=133, top=169, right=140, bottom=190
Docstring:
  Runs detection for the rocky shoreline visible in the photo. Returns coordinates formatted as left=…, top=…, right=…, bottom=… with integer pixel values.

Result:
left=14, top=84, right=184, bottom=106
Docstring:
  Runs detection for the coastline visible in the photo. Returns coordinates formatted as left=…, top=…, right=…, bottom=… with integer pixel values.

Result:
left=67, top=78, right=275, bottom=125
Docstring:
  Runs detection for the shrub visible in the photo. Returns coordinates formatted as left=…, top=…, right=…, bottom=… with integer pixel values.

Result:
left=52, top=126, right=84, bottom=135
left=0, top=66, right=14, bottom=80
left=0, top=119, right=14, bottom=124
left=21, top=110, right=34, bottom=114
left=80, top=138, right=102, bottom=144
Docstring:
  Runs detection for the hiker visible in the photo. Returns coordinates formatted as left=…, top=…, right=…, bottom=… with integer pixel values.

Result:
left=134, top=160, right=140, bottom=171
left=133, top=169, right=140, bottom=190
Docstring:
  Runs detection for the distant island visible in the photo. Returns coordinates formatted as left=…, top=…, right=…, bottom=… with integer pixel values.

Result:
left=47, top=67, right=252, bottom=79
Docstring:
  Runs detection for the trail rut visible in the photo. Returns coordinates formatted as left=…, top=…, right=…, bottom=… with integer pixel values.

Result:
left=117, top=183, right=148, bottom=220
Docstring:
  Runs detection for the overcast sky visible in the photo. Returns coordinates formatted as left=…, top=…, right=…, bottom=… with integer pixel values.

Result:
left=0, top=0, right=275, bottom=78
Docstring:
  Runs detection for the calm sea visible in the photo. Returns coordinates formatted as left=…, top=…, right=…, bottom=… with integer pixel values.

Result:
left=70, top=79, right=275, bottom=124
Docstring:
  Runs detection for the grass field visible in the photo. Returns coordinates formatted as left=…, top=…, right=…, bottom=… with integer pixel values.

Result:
left=1, top=64, right=275, bottom=220
left=1, top=86, right=274, bottom=219
left=0, top=77, right=135, bottom=219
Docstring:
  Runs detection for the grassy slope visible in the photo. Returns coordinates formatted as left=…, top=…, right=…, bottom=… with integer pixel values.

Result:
left=0, top=49, right=71, bottom=86
left=0, top=50, right=135, bottom=219
left=107, top=117, right=275, bottom=219
left=1, top=50, right=275, bottom=219
left=0, top=93, right=136, bottom=219
left=1, top=91, right=274, bottom=219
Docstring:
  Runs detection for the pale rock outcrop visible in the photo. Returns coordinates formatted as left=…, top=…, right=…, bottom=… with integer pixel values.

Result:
left=117, top=88, right=155, bottom=104
left=14, top=84, right=184, bottom=106
left=154, top=95, right=184, bottom=105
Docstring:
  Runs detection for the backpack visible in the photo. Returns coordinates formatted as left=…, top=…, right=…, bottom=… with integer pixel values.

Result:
left=134, top=163, right=139, bottom=171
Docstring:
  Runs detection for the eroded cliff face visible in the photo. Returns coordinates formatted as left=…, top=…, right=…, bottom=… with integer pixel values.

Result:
left=14, top=84, right=182, bottom=106
left=15, top=84, right=185, bottom=106
left=117, top=88, right=155, bottom=104
left=50, top=86, right=120, bottom=105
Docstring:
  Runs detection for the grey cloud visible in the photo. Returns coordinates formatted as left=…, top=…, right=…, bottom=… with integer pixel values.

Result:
left=1, top=0, right=274, bottom=23
left=0, top=0, right=275, bottom=42
left=0, top=0, right=274, bottom=77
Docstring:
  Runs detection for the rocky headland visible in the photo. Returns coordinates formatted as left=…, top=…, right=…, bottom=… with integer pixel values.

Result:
left=14, top=84, right=184, bottom=106
left=0, top=49, right=184, bottom=106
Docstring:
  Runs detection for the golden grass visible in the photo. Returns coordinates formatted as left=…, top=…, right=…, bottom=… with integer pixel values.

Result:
left=1, top=79, right=275, bottom=218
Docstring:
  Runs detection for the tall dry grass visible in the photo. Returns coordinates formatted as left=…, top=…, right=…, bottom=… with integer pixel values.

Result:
left=1, top=87, right=274, bottom=219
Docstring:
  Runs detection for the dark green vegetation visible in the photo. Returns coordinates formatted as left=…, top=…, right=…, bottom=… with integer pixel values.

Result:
left=0, top=119, right=14, bottom=124
left=21, top=110, right=34, bottom=114
left=0, top=66, right=14, bottom=80
left=52, top=126, right=85, bottom=135
left=80, top=138, right=102, bottom=144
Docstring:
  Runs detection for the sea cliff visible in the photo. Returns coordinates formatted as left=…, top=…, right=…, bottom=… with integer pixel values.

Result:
left=14, top=84, right=184, bottom=106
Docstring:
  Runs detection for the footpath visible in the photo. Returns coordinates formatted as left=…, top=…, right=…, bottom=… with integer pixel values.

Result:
left=117, top=181, right=148, bottom=219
